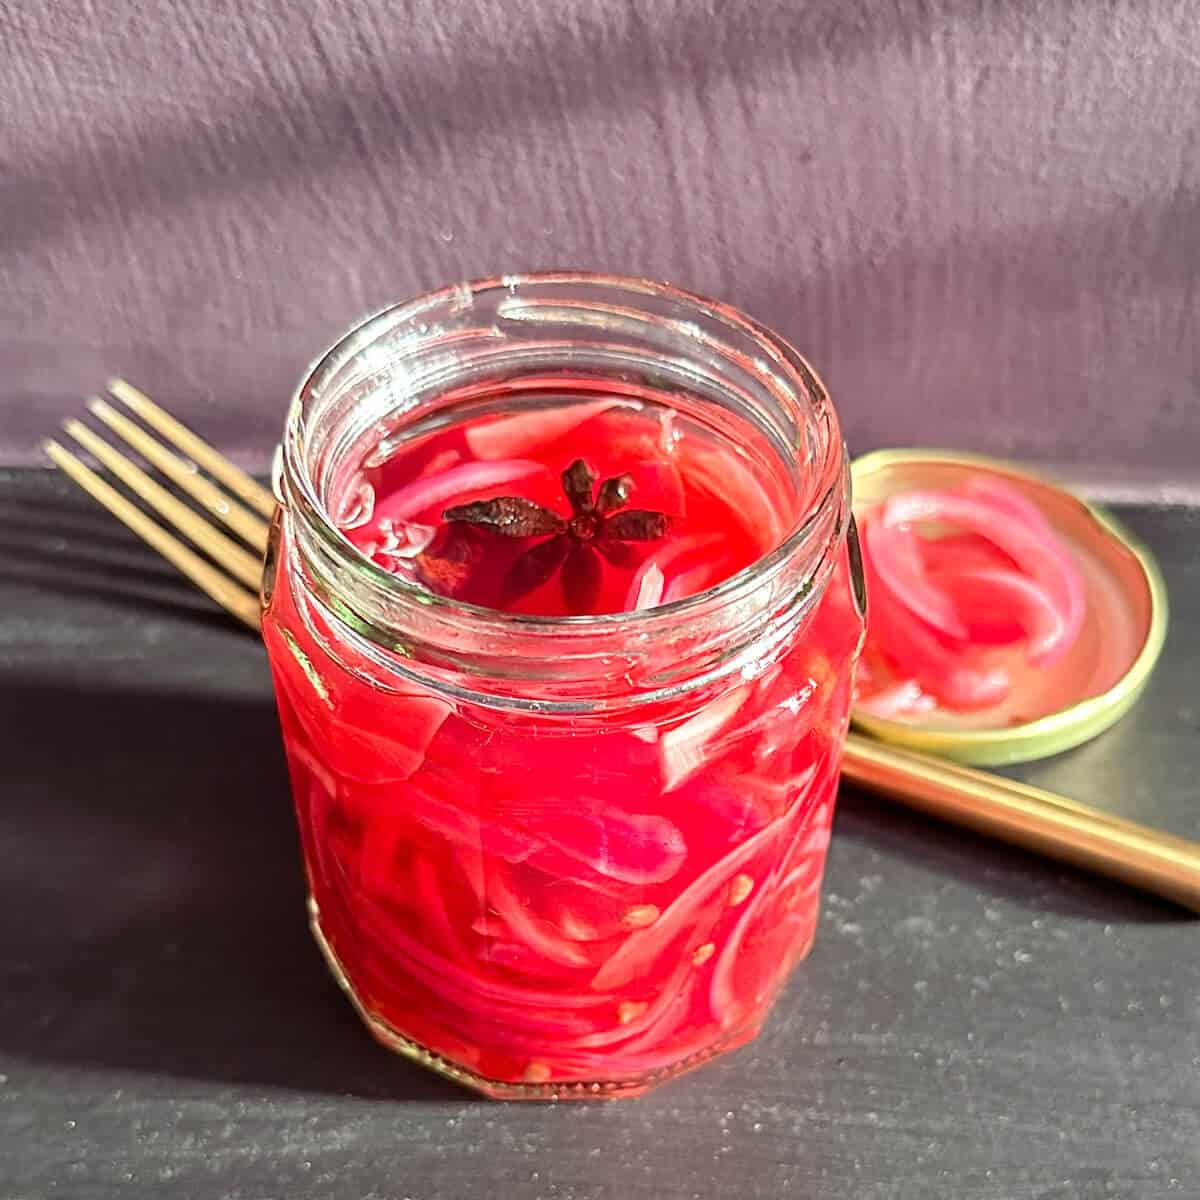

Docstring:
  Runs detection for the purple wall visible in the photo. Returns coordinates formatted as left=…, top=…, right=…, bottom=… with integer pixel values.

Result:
left=3, top=0, right=1198, bottom=495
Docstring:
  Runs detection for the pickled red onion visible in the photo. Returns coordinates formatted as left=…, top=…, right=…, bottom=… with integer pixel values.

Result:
left=464, top=400, right=635, bottom=459
left=348, top=890, right=617, bottom=1024
left=958, top=474, right=1055, bottom=535
left=933, top=565, right=1069, bottom=664
left=510, top=802, right=687, bottom=887
left=375, top=459, right=551, bottom=523
left=274, top=662, right=450, bottom=784
left=633, top=563, right=665, bottom=610
left=658, top=683, right=751, bottom=792
left=862, top=518, right=968, bottom=640
left=661, top=554, right=739, bottom=604
left=590, top=812, right=788, bottom=992
left=624, top=533, right=723, bottom=612
left=879, top=490, right=1084, bottom=658
left=856, top=476, right=1086, bottom=714
left=854, top=679, right=936, bottom=720
left=860, top=524, right=1010, bottom=709
left=629, top=459, right=687, bottom=516
left=486, top=867, right=593, bottom=969
left=919, top=532, right=1016, bottom=575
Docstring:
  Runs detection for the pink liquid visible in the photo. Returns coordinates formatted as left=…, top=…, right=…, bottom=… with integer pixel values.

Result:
left=263, top=386, right=863, bottom=1096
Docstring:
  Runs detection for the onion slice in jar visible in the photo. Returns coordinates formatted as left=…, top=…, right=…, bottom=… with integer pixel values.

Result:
left=590, top=813, right=789, bottom=992
left=272, top=657, right=451, bottom=785
left=396, top=778, right=543, bottom=863
left=658, top=683, right=751, bottom=793
left=464, top=400, right=635, bottom=459
left=375, top=459, right=552, bottom=523
left=349, top=893, right=617, bottom=1036
left=633, top=563, right=665, bottom=610
left=334, top=479, right=376, bottom=530
left=485, top=867, right=593, bottom=969
left=625, top=533, right=723, bottom=612
left=531, top=808, right=689, bottom=887
left=628, top=459, right=687, bottom=517
left=409, top=853, right=476, bottom=965
left=709, top=866, right=774, bottom=1029
left=661, top=553, right=739, bottom=604
left=675, top=440, right=782, bottom=543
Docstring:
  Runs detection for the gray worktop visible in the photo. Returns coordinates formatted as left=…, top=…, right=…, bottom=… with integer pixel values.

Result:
left=2, top=469, right=1197, bottom=1199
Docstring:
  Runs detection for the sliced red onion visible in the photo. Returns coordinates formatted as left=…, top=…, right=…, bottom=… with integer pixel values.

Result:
left=372, top=517, right=437, bottom=563
left=408, top=854, right=474, bottom=965
left=350, top=890, right=617, bottom=1019
left=709, top=865, right=774, bottom=1029
left=676, top=441, right=782, bottom=542
left=284, top=737, right=339, bottom=804
left=661, top=555, right=735, bottom=604
left=880, top=490, right=1084, bottom=661
left=374, top=459, right=551, bottom=524
left=416, top=447, right=464, bottom=478
left=853, top=678, right=936, bottom=719
left=590, top=812, right=788, bottom=992
left=958, top=474, right=1054, bottom=534
left=919, top=532, right=1017, bottom=575
left=537, top=808, right=688, bottom=887
left=628, top=459, right=687, bottom=517
left=658, top=682, right=751, bottom=793
left=862, top=516, right=968, bottom=641
left=861, top=525, right=1010, bottom=709
left=563, top=957, right=695, bottom=1051
left=934, top=565, right=1070, bottom=665
left=625, top=533, right=723, bottom=612
left=399, top=778, right=542, bottom=863
left=335, top=479, right=376, bottom=530
left=485, top=867, right=593, bottom=969
left=274, top=654, right=451, bottom=784
left=633, top=563, right=665, bottom=610
left=464, top=399, right=635, bottom=459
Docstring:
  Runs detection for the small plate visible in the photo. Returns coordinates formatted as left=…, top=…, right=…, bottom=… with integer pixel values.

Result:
left=850, top=449, right=1169, bottom=766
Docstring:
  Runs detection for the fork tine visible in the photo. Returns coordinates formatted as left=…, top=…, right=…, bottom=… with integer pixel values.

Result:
left=44, top=440, right=263, bottom=630
left=88, top=397, right=271, bottom=554
left=107, top=378, right=278, bottom=519
left=63, top=419, right=265, bottom=591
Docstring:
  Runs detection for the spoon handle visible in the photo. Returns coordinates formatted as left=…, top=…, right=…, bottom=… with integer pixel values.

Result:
left=841, top=733, right=1200, bottom=913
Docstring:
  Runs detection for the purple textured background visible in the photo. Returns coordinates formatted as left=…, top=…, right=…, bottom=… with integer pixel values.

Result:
left=3, top=0, right=1198, bottom=494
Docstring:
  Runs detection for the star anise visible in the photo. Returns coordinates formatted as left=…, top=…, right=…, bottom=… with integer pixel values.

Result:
left=443, top=458, right=669, bottom=611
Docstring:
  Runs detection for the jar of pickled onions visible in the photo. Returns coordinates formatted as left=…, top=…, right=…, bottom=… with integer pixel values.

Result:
left=261, top=273, right=866, bottom=1098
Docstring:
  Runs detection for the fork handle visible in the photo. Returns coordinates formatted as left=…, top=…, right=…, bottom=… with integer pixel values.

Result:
left=841, top=733, right=1200, bottom=912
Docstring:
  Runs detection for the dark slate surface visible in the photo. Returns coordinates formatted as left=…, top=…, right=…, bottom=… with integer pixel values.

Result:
left=1, top=467, right=1197, bottom=1199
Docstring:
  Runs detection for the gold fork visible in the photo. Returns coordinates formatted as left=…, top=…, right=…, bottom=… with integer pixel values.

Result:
left=44, top=379, right=273, bottom=631
left=45, top=383, right=1200, bottom=912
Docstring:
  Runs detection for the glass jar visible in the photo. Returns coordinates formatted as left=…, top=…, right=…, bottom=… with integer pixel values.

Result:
left=262, top=273, right=866, bottom=1099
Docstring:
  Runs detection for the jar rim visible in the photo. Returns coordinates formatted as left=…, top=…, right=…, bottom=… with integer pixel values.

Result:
left=280, top=270, right=847, bottom=650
